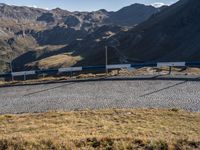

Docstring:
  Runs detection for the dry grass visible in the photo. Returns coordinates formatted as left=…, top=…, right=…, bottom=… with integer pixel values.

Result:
left=34, top=45, right=67, bottom=52
left=30, top=54, right=82, bottom=70
left=0, top=73, right=107, bottom=87
left=119, top=67, right=200, bottom=76
left=0, top=109, right=200, bottom=149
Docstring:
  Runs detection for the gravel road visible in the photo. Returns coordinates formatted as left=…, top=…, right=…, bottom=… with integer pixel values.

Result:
left=0, top=76, right=200, bottom=114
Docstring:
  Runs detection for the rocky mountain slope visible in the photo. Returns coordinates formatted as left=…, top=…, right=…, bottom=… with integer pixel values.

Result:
left=66, top=0, right=200, bottom=66
left=105, top=4, right=159, bottom=26
left=0, top=3, right=161, bottom=72
left=116, top=0, right=200, bottom=62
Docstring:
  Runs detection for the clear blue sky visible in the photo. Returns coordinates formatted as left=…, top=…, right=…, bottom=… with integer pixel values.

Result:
left=1, top=0, right=178, bottom=11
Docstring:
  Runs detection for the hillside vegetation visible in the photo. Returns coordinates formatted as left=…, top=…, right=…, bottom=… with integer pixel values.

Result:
left=0, top=109, right=200, bottom=149
left=0, top=3, right=161, bottom=72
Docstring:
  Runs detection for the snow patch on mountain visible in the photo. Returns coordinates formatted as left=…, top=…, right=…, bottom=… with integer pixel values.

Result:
left=151, top=2, right=166, bottom=8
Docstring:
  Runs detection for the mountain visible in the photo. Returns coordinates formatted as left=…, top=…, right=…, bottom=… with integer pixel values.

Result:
left=68, top=0, right=200, bottom=66
left=105, top=3, right=160, bottom=26
left=12, top=25, right=126, bottom=70
left=115, top=0, right=200, bottom=62
left=0, top=3, right=160, bottom=72
left=2, top=0, right=200, bottom=72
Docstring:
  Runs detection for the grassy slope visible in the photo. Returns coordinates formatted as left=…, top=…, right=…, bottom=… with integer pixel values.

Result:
left=0, top=109, right=200, bottom=149
left=29, top=54, right=82, bottom=69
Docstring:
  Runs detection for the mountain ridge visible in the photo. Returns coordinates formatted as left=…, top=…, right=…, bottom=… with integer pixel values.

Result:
left=0, top=3, right=161, bottom=72
left=116, top=0, right=200, bottom=62
left=61, top=0, right=200, bottom=66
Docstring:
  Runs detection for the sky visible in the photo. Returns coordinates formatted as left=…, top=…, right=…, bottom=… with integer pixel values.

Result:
left=0, top=0, right=178, bottom=11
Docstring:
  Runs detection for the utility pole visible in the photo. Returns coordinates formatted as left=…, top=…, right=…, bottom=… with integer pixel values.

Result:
left=9, top=50, right=14, bottom=81
left=105, top=46, right=108, bottom=75
left=10, top=60, right=14, bottom=81
left=169, top=66, right=172, bottom=75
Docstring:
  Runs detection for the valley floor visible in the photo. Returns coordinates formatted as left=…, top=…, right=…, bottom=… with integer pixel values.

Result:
left=0, top=109, right=200, bottom=149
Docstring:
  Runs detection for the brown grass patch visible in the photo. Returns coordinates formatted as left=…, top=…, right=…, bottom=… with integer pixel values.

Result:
left=0, top=109, right=200, bottom=149
left=0, top=73, right=107, bottom=87
left=30, top=54, right=82, bottom=69
left=119, top=67, right=200, bottom=76
left=34, top=45, right=67, bottom=52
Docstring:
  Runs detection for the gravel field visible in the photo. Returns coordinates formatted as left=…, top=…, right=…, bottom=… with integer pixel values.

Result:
left=0, top=75, right=200, bottom=114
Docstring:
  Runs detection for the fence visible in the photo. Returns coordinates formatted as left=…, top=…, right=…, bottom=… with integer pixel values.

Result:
left=0, top=61, right=200, bottom=80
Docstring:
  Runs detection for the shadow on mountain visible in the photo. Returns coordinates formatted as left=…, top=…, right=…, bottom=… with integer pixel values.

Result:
left=32, top=26, right=87, bottom=45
